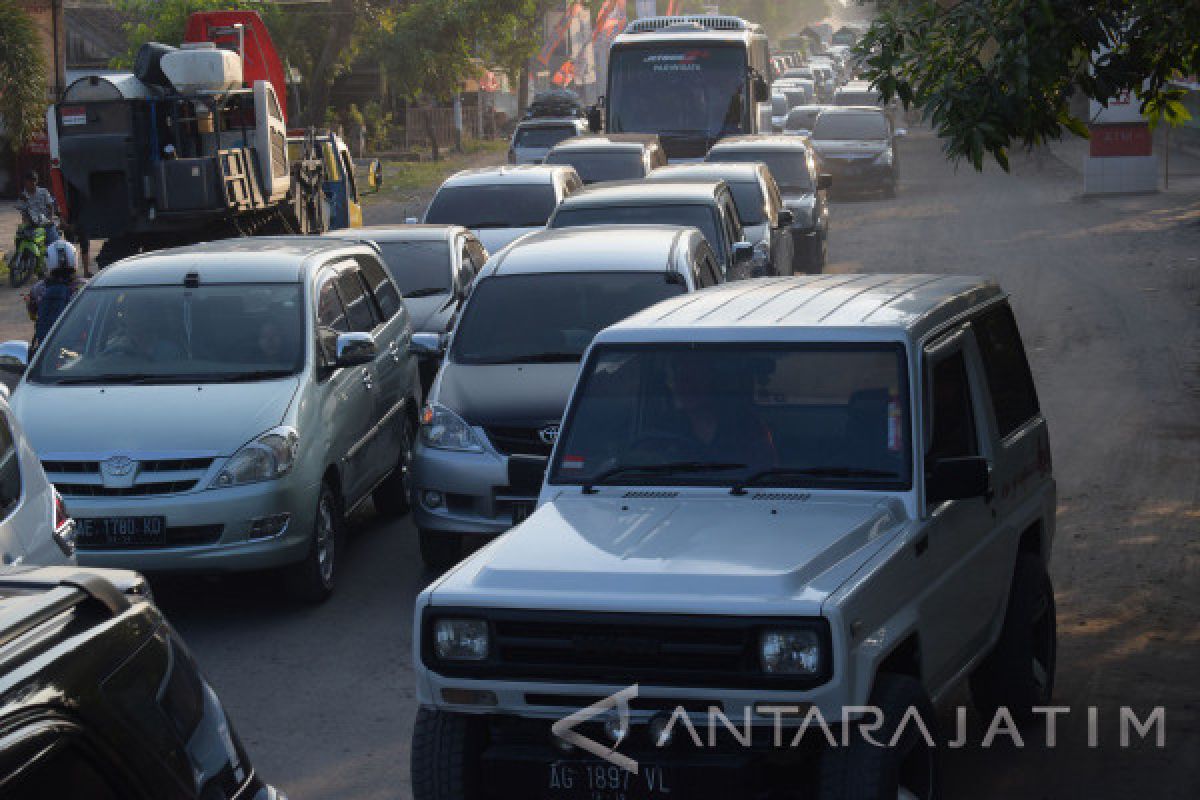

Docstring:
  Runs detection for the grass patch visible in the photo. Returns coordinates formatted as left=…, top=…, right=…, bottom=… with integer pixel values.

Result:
left=367, top=140, right=508, bottom=204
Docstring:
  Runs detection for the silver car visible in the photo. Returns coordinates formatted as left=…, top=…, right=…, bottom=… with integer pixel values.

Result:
left=508, top=117, right=589, bottom=165
left=8, top=238, right=422, bottom=602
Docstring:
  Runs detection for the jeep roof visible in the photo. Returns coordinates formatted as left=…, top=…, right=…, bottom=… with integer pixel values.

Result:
left=437, top=164, right=576, bottom=188
left=548, top=133, right=661, bottom=153
left=555, top=180, right=729, bottom=209
left=603, top=274, right=1002, bottom=343
left=482, top=226, right=709, bottom=277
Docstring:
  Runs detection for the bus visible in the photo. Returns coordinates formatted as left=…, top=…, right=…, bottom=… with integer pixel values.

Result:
left=604, top=15, right=771, bottom=161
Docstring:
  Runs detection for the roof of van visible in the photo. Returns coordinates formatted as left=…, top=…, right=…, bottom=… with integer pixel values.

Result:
left=602, top=275, right=1003, bottom=341
left=556, top=180, right=727, bottom=209
left=439, top=165, right=573, bottom=187
left=88, top=237, right=369, bottom=286
left=486, top=226, right=702, bottom=277
left=549, top=134, right=660, bottom=152
left=708, top=135, right=813, bottom=153
left=324, top=224, right=467, bottom=244
left=645, top=163, right=766, bottom=185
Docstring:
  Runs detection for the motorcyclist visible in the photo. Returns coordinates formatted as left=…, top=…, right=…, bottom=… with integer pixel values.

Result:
left=27, top=255, right=84, bottom=350
left=15, top=170, right=60, bottom=245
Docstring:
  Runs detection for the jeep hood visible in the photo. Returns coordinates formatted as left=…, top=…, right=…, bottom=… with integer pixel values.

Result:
left=433, top=494, right=908, bottom=614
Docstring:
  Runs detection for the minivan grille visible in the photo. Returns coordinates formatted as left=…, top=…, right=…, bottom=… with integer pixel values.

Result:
left=55, top=481, right=198, bottom=497
left=485, top=427, right=554, bottom=458
left=43, top=456, right=215, bottom=497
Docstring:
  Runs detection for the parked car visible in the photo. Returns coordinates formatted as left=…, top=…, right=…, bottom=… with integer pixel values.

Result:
left=423, top=165, right=583, bottom=254
left=706, top=135, right=832, bottom=272
left=8, top=237, right=423, bottom=602
left=783, top=104, right=830, bottom=138
left=0, top=567, right=281, bottom=799
left=770, top=92, right=789, bottom=132
left=411, top=274, right=1056, bottom=800
left=508, top=117, right=590, bottom=164
left=543, top=134, right=667, bottom=184
left=644, top=163, right=795, bottom=276
left=547, top=181, right=755, bottom=278
left=409, top=225, right=721, bottom=570
left=324, top=225, right=487, bottom=392
left=809, top=106, right=903, bottom=197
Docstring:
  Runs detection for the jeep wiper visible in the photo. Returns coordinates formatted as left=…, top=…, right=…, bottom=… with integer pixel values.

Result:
left=583, top=461, right=747, bottom=493
left=731, top=466, right=899, bottom=495
left=403, top=287, right=450, bottom=298
left=213, top=369, right=297, bottom=383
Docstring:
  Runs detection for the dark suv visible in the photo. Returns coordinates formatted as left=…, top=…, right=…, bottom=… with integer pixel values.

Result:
left=0, top=568, right=281, bottom=800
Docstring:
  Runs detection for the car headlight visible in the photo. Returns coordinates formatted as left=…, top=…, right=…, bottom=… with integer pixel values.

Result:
left=874, top=148, right=894, bottom=166
left=434, top=618, right=490, bottom=661
left=210, top=427, right=298, bottom=488
left=420, top=404, right=482, bottom=452
left=760, top=628, right=822, bottom=675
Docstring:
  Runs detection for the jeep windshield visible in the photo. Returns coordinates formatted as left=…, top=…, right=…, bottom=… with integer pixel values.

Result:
left=425, top=184, right=557, bottom=228
left=450, top=274, right=685, bottom=366
left=544, top=150, right=643, bottom=183
left=708, top=149, right=813, bottom=193
left=28, top=284, right=305, bottom=385
left=550, top=343, right=912, bottom=490
left=551, top=205, right=722, bottom=259
left=377, top=240, right=452, bottom=296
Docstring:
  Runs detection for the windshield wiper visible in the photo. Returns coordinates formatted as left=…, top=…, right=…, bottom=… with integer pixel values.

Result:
left=583, top=461, right=747, bottom=493
left=403, top=287, right=450, bottom=298
left=731, top=466, right=900, bottom=495
left=51, top=373, right=186, bottom=385
left=215, top=369, right=297, bottom=383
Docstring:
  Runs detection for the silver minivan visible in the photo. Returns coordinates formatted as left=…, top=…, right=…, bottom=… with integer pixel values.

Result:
left=7, top=238, right=422, bottom=602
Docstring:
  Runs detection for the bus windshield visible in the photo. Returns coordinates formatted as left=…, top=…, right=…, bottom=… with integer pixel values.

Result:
left=608, top=45, right=748, bottom=141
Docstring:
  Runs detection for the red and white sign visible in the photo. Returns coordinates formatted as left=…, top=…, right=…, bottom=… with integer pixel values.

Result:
left=60, top=106, right=86, bottom=126
left=1089, top=123, right=1153, bottom=157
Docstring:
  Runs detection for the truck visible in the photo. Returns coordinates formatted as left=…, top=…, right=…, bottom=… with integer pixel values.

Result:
left=48, top=11, right=336, bottom=266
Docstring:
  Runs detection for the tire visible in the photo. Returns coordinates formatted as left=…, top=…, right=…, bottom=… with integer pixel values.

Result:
left=287, top=481, right=343, bottom=603
left=820, top=673, right=939, bottom=800
left=411, top=708, right=485, bottom=800
left=373, top=415, right=416, bottom=518
left=419, top=528, right=462, bottom=572
left=969, top=553, right=1057, bottom=724
left=9, top=251, right=34, bottom=288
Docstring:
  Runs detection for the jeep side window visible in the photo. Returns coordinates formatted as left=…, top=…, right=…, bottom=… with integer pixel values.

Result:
left=335, top=267, right=379, bottom=332
left=357, top=255, right=402, bottom=320
left=316, top=273, right=348, bottom=334
left=927, top=351, right=979, bottom=462
left=973, top=304, right=1040, bottom=437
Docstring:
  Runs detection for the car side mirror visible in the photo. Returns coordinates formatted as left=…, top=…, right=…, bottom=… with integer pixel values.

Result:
left=0, top=340, right=29, bottom=374
left=732, top=241, right=755, bottom=265
left=409, top=331, right=445, bottom=358
left=335, top=332, right=376, bottom=367
left=817, top=173, right=833, bottom=190
left=776, top=209, right=795, bottom=227
left=926, top=456, right=990, bottom=505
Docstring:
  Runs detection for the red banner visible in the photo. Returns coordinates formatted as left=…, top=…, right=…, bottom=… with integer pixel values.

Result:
left=1089, top=123, right=1152, bottom=158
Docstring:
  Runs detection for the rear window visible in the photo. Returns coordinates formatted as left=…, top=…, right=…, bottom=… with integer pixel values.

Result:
left=545, top=151, right=644, bottom=184
left=552, top=204, right=722, bottom=259
left=514, top=126, right=577, bottom=149
left=836, top=90, right=882, bottom=106
left=707, top=148, right=812, bottom=193
left=812, top=112, right=888, bottom=141
left=426, top=184, right=557, bottom=228
left=785, top=108, right=821, bottom=132
left=973, top=304, right=1040, bottom=436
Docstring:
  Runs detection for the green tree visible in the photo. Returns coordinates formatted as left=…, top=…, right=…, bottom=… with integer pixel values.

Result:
left=859, top=0, right=1200, bottom=170
left=0, top=0, right=49, bottom=153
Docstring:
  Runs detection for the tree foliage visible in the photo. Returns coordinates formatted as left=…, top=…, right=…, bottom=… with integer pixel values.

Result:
left=859, top=0, right=1200, bottom=171
left=0, top=0, right=49, bottom=153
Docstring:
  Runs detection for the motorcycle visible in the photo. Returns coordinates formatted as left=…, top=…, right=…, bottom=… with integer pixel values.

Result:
left=8, top=210, right=52, bottom=288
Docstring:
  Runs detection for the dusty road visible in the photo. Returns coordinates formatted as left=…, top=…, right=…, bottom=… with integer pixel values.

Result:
left=150, top=127, right=1199, bottom=799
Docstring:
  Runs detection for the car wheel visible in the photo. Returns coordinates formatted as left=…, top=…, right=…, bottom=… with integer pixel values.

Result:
left=411, top=708, right=486, bottom=800
left=969, top=553, right=1057, bottom=723
left=9, top=251, right=33, bottom=288
left=287, top=481, right=343, bottom=603
left=820, top=674, right=940, bottom=800
left=419, top=528, right=462, bottom=572
left=373, top=415, right=416, bottom=518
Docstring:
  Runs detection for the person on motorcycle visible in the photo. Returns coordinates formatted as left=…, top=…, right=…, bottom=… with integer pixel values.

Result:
left=16, top=170, right=60, bottom=245
left=27, top=258, right=84, bottom=351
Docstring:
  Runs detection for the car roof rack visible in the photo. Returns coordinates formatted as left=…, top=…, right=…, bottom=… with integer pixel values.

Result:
left=0, top=571, right=130, bottom=650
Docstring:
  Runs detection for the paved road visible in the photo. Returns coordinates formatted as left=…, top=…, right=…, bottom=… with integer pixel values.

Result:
left=158, top=127, right=1200, bottom=799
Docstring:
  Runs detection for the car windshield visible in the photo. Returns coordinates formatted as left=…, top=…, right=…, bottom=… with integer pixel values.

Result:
left=425, top=184, right=557, bottom=228
left=514, top=126, right=577, bottom=149
left=28, top=284, right=305, bottom=385
left=377, top=240, right=452, bottom=295
left=786, top=109, right=822, bottom=132
left=545, top=151, right=644, bottom=184
left=551, top=204, right=722, bottom=260
left=771, top=95, right=788, bottom=116
left=450, top=273, right=685, bottom=366
left=812, top=113, right=889, bottom=141
left=708, top=149, right=812, bottom=193
left=608, top=45, right=748, bottom=138
left=726, top=181, right=767, bottom=225
left=550, top=343, right=912, bottom=489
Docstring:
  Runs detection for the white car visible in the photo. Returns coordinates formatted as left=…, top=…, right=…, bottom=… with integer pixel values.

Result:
left=410, top=275, right=1057, bottom=800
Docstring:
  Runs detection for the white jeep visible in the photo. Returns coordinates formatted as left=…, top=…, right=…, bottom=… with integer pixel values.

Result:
left=411, top=275, right=1057, bottom=800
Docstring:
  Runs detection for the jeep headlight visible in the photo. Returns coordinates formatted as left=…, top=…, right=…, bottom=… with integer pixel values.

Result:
left=760, top=628, right=822, bottom=675
left=434, top=618, right=490, bottom=661
left=420, top=404, right=482, bottom=452
left=874, top=148, right=894, bottom=166
left=211, top=427, right=298, bottom=488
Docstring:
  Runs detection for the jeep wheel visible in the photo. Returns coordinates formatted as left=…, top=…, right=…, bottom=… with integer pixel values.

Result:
left=373, top=416, right=415, bottom=518
left=969, top=553, right=1057, bottom=723
left=411, top=708, right=485, bottom=800
left=287, top=481, right=343, bottom=603
left=820, top=674, right=939, bottom=800
left=419, top=528, right=462, bottom=572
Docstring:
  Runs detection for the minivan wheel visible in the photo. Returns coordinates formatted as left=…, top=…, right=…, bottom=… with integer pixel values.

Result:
left=373, top=416, right=416, bottom=518
left=287, top=481, right=343, bottom=603
left=819, top=674, right=939, bottom=800
left=419, top=528, right=462, bottom=572
left=969, top=553, right=1057, bottom=723
left=411, top=708, right=485, bottom=800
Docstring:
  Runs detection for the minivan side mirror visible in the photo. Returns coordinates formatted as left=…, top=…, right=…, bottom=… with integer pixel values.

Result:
left=732, top=241, right=755, bottom=265
left=926, top=456, right=990, bottom=505
left=409, top=331, right=446, bottom=358
left=335, top=332, right=376, bottom=367
left=817, top=173, right=833, bottom=191
left=0, top=340, right=29, bottom=375
left=776, top=209, right=795, bottom=227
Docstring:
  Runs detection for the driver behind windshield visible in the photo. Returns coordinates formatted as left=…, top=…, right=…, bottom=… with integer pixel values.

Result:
left=103, top=303, right=185, bottom=362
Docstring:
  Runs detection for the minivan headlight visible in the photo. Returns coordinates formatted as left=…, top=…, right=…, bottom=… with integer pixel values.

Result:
left=211, top=427, right=299, bottom=488
left=420, top=404, right=482, bottom=452
left=760, top=628, right=822, bottom=675
left=434, top=618, right=490, bottom=661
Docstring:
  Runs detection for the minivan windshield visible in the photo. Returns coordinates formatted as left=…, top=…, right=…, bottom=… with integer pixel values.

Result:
left=425, top=184, right=557, bottom=228
left=377, top=240, right=452, bottom=296
left=550, top=343, right=912, bottom=489
left=545, top=151, right=643, bottom=184
left=551, top=205, right=722, bottom=260
left=812, top=112, right=889, bottom=141
left=28, top=284, right=305, bottom=385
left=451, top=273, right=685, bottom=366
left=707, top=148, right=813, bottom=193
